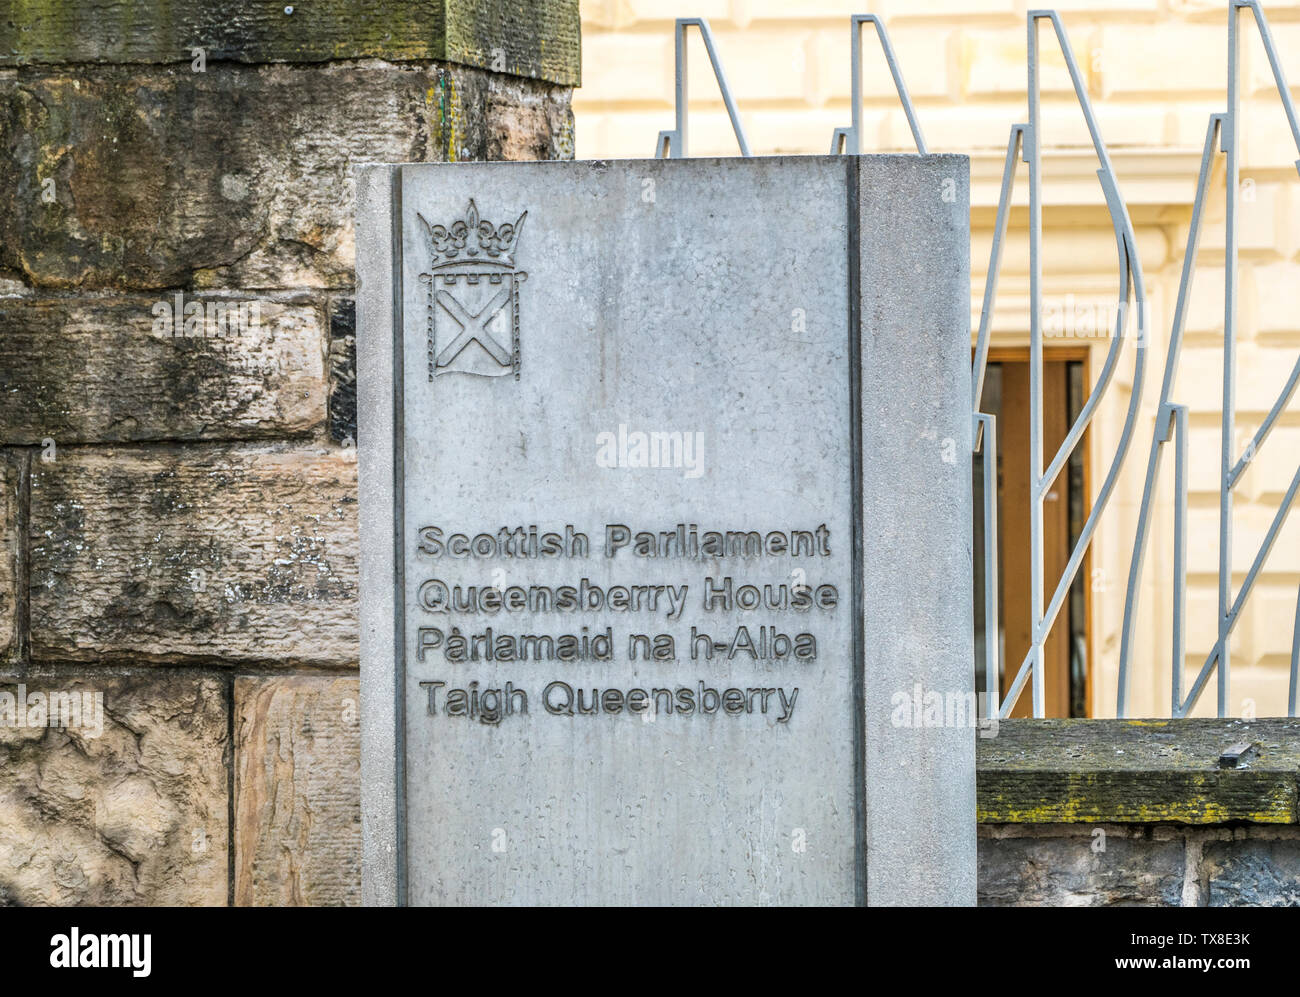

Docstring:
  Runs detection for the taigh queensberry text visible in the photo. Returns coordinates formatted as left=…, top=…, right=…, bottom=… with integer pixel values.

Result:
left=418, top=679, right=800, bottom=724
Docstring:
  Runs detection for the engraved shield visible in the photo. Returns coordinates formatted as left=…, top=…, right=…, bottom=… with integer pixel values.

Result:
left=418, top=200, right=527, bottom=380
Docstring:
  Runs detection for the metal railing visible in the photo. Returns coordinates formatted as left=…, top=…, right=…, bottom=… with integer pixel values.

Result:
left=973, top=11, right=1148, bottom=719
left=651, top=6, right=1300, bottom=718
left=829, top=14, right=927, bottom=155
left=654, top=18, right=750, bottom=158
left=1117, top=0, right=1300, bottom=718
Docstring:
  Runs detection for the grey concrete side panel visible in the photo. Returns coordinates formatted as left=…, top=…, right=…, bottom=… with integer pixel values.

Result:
left=356, top=164, right=399, bottom=907
left=857, top=155, right=976, bottom=906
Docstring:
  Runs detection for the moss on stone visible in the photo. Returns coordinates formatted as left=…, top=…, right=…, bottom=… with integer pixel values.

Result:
left=978, top=718, right=1300, bottom=824
left=0, top=1, right=580, bottom=85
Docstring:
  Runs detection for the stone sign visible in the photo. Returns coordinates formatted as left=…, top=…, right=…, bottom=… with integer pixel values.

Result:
left=357, top=155, right=975, bottom=906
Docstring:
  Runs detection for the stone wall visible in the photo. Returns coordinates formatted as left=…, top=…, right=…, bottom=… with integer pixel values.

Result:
left=0, top=1, right=577, bottom=906
left=978, top=719, right=1300, bottom=906
left=980, top=824, right=1300, bottom=907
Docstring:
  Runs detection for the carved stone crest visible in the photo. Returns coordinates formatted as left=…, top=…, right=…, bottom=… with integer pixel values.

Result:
left=417, top=199, right=528, bottom=379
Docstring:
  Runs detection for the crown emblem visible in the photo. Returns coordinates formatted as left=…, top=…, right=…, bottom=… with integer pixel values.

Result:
left=417, top=199, right=530, bottom=381
left=418, top=199, right=528, bottom=269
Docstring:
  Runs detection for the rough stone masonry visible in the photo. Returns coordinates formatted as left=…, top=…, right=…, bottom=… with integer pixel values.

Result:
left=0, top=0, right=578, bottom=906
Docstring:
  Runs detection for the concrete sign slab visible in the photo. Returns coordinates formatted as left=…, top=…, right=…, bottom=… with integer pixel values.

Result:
left=357, top=155, right=975, bottom=906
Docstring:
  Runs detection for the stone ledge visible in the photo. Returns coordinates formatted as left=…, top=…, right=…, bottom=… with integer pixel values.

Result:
left=978, top=718, right=1300, bottom=824
left=0, top=0, right=580, bottom=86
left=1, top=63, right=573, bottom=291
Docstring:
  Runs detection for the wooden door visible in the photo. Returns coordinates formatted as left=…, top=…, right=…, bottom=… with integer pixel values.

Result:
left=981, top=350, right=1091, bottom=717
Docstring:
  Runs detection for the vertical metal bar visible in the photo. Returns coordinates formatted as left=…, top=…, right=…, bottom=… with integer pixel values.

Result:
left=1118, top=411, right=1168, bottom=718
left=1236, top=25, right=1300, bottom=728
left=1220, top=3, right=1241, bottom=718
left=676, top=19, right=688, bottom=158
left=850, top=14, right=863, bottom=155
left=969, top=124, right=1017, bottom=717
left=970, top=123, right=1022, bottom=719
left=1026, top=14, right=1046, bottom=718
left=976, top=413, right=1001, bottom=718
left=1172, top=404, right=1189, bottom=716
left=1117, top=114, right=1222, bottom=717
left=1290, top=583, right=1300, bottom=717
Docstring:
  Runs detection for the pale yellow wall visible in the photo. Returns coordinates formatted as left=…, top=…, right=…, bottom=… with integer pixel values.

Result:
left=575, top=0, right=1300, bottom=718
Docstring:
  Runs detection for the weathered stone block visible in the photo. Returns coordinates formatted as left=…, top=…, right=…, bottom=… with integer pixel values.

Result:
left=234, top=676, right=361, bottom=906
left=0, top=1, right=581, bottom=87
left=0, top=453, right=17, bottom=663
left=0, top=295, right=326, bottom=444
left=482, top=79, right=577, bottom=161
left=978, top=828, right=1185, bottom=907
left=30, top=446, right=358, bottom=666
left=1204, top=835, right=1300, bottom=906
left=0, top=670, right=227, bottom=906
left=0, top=63, right=573, bottom=291
left=327, top=298, right=357, bottom=446
left=443, top=0, right=582, bottom=86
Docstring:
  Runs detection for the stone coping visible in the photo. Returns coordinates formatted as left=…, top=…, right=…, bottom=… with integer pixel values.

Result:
left=0, top=0, right=581, bottom=86
left=978, top=718, right=1300, bottom=825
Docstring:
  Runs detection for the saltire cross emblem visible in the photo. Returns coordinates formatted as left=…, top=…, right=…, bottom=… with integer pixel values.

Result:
left=417, top=199, right=528, bottom=380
